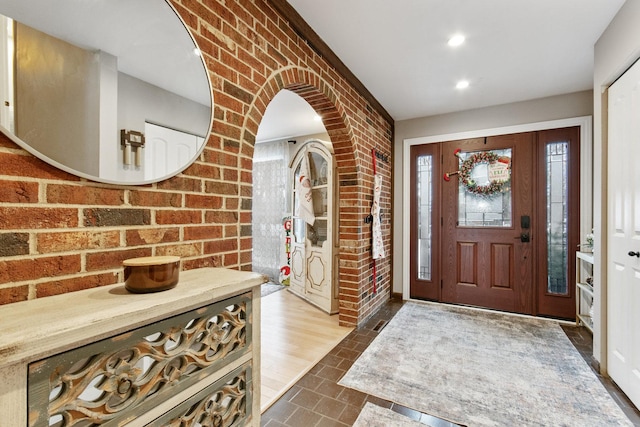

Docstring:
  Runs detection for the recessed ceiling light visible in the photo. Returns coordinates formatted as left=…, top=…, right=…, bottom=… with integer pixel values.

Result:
left=456, top=80, right=469, bottom=89
left=193, top=48, right=202, bottom=57
left=313, top=114, right=322, bottom=122
left=448, top=34, right=465, bottom=47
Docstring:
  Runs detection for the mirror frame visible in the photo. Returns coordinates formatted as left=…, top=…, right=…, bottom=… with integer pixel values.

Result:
left=0, top=0, right=213, bottom=185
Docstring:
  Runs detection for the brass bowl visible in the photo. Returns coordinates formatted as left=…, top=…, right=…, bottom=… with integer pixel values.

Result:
left=123, top=256, right=180, bottom=293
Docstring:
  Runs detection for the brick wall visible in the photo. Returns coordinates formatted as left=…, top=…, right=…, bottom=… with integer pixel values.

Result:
left=0, top=0, right=393, bottom=327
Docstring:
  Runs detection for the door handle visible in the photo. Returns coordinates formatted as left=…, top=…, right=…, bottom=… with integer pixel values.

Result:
left=515, top=233, right=530, bottom=243
left=629, top=251, right=640, bottom=258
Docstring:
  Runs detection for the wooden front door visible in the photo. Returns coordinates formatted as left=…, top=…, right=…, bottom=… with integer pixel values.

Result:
left=409, top=128, right=580, bottom=318
left=441, top=134, right=534, bottom=314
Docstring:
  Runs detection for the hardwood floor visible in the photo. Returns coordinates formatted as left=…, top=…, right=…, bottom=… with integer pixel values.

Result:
left=260, top=289, right=353, bottom=413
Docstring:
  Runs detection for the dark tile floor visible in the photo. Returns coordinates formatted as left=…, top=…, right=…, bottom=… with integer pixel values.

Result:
left=260, top=297, right=640, bottom=427
left=560, top=324, right=640, bottom=425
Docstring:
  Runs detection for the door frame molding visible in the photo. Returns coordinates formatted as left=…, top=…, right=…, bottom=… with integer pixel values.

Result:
left=402, top=116, right=593, bottom=302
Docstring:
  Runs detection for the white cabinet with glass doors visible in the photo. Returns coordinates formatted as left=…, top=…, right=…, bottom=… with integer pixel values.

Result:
left=288, top=140, right=338, bottom=314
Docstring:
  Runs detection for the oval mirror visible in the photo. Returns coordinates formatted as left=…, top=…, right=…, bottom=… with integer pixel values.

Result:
left=0, top=0, right=212, bottom=184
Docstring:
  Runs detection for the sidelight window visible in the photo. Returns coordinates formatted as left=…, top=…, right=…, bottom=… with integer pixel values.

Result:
left=546, top=142, right=569, bottom=295
left=417, top=155, right=432, bottom=280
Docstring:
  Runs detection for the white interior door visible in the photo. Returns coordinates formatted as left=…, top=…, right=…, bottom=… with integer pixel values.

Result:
left=144, top=123, right=204, bottom=180
left=608, top=57, right=640, bottom=407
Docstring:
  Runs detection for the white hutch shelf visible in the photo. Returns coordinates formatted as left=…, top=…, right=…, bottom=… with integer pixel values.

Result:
left=576, top=250, right=595, bottom=333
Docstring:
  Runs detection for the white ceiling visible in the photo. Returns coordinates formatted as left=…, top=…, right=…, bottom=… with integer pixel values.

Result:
left=257, top=0, right=625, bottom=142
left=256, top=89, right=328, bottom=143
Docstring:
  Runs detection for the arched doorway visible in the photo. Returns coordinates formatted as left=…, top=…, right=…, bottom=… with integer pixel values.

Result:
left=242, top=67, right=360, bottom=326
left=251, top=89, right=329, bottom=289
left=252, top=87, right=354, bottom=412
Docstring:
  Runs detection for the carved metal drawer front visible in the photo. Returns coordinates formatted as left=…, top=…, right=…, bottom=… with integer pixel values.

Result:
left=28, top=293, right=252, bottom=427
left=147, top=362, right=252, bottom=427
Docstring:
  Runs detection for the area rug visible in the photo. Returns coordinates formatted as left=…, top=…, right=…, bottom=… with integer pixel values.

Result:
left=339, top=302, right=632, bottom=427
left=353, top=402, right=430, bottom=427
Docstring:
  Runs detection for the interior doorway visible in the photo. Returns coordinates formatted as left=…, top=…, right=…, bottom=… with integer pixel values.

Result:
left=252, top=89, right=328, bottom=285
left=409, top=126, right=581, bottom=319
left=253, top=89, right=348, bottom=412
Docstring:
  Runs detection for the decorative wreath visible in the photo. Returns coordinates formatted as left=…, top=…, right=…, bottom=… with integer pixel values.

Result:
left=444, top=148, right=511, bottom=196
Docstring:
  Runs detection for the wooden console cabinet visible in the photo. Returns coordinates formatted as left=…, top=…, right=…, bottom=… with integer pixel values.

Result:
left=0, top=268, right=265, bottom=426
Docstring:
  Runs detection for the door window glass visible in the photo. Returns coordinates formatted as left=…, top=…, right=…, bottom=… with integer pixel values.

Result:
left=458, top=149, right=512, bottom=227
left=546, top=142, right=569, bottom=295
left=292, top=151, right=329, bottom=248
left=417, top=155, right=432, bottom=280
left=292, top=163, right=304, bottom=243
left=308, top=152, right=328, bottom=186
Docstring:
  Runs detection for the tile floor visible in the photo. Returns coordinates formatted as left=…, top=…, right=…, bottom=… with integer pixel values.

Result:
left=260, top=297, right=640, bottom=427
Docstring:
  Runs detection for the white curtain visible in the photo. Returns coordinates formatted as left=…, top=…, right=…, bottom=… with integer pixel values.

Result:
left=252, top=140, right=290, bottom=282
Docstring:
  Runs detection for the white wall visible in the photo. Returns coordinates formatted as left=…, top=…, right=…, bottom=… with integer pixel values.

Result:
left=117, top=73, right=210, bottom=137
left=593, top=0, right=640, bottom=372
left=108, top=73, right=211, bottom=182
left=286, top=132, right=332, bottom=164
left=15, top=22, right=101, bottom=176
left=393, top=91, right=594, bottom=296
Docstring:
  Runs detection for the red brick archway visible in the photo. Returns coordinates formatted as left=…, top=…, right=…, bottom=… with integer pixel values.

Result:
left=242, top=67, right=361, bottom=326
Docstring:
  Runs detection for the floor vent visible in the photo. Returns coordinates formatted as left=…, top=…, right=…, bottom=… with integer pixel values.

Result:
left=373, top=320, right=388, bottom=332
